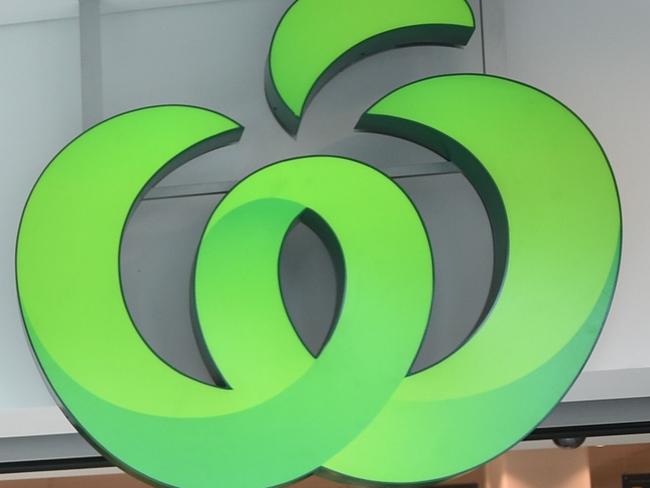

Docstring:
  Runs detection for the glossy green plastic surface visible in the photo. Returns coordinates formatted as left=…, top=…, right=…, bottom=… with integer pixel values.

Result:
left=16, top=108, right=433, bottom=487
left=324, top=75, right=621, bottom=483
left=267, top=0, right=474, bottom=130
left=16, top=0, right=622, bottom=485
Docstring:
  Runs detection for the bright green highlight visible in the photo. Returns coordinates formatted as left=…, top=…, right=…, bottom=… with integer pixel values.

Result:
left=16, top=110, right=433, bottom=488
left=268, top=0, right=474, bottom=125
left=324, top=75, right=621, bottom=483
left=18, top=106, right=241, bottom=417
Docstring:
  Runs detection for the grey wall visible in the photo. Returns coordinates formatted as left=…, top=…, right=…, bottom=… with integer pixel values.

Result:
left=99, top=0, right=484, bottom=184
left=0, top=17, right=81, bottom=414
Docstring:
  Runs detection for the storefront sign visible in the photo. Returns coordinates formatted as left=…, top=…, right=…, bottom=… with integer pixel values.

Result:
left=16, top=0, right=620, bottom=486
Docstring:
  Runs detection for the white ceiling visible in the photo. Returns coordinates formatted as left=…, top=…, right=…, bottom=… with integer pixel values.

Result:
left=0, top=0, right=223, bottom=26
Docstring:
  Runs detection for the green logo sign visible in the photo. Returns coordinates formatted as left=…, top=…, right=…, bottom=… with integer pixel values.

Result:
left=16, top=1, right=621, bottom=487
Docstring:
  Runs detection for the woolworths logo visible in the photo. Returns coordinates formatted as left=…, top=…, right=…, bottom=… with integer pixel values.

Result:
left=16, top=0, right=621, bottom=487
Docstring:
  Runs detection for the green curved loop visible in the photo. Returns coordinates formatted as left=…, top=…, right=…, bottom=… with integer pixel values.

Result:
left=17, top=106, right=243, bottom=417
left=266, top=0, right=475, bottom=134
left=323, top=74, right=621, bottom=483
left=17, top=119, right=433, bottom=487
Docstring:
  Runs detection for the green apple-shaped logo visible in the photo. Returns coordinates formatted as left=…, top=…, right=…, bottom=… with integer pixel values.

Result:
left=16, top=0, right=620, bottom=487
